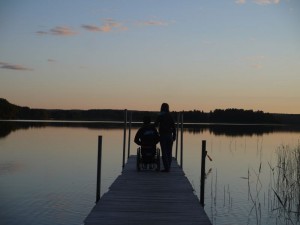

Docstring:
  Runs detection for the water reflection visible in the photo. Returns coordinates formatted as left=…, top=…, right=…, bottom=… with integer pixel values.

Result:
left=185, top=124, right=300, bottom=137
left=0, top=161, right=25, bottom=175
left=1, top=121, right=300, bottom=139
left=0, top=125, right=123, bottom=225
left=1, top=121, right=300, bottom=225
left=0, top=121, right=127, bottom=139
left=269, top=145, right=300, bottom=225
left=196, top=135, right=300, bottom=225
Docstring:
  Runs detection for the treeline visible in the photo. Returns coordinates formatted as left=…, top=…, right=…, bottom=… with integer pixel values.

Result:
left=0, top=98, right=150, bottom=121
left=208, top=109, right=277, bottom=124
left=1, top=98, right=299, bottom=124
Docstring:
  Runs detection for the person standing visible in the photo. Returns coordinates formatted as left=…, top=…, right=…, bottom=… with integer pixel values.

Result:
left=155, top=103, right=176, bottom=172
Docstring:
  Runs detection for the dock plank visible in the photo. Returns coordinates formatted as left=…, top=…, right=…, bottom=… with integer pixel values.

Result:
left=84, top=156, right=212, bottom=225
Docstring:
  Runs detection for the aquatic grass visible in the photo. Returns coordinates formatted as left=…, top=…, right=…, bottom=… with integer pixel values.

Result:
left=246, top=164, right=263, bottom=225
left=245, top=136, right=264, bottom=225
left=270, top=143, right=300, bottom=225
left=204, top=138, right=299, bottom=225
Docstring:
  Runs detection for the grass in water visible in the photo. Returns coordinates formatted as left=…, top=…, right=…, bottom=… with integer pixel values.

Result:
left=270, top=143, right=300, bottom=225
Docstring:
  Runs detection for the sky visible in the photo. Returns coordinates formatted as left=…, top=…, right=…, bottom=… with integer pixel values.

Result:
left=0, top=0, right=299, bottom=113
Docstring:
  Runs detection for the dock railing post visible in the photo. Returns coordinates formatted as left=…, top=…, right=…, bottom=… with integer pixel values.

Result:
left=127, top=111, right=132, bottom=158
left=122, top=109, right=127, bottom=168
left=180, top=112, right=183, bottom=168
left=175, top=112, right=179, bottom=160
left=200, top=140, right=207, bottom=207
left=96, top=135, right=102, bottom=203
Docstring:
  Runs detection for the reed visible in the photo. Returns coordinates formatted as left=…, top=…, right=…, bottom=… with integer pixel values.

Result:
left=246, top=164, right=263, bottom=225
left=271, top=143, right=300, bottom=225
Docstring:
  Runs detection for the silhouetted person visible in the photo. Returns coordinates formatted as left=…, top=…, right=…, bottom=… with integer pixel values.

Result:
left=134, top=116, right=160, bottom=160
left=155, top=103, right=176, bottom=172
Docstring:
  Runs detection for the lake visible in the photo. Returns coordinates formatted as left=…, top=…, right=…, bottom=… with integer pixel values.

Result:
left=0, top=121, right=299, bottom=225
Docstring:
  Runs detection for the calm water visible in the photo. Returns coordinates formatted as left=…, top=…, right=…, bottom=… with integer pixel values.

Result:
left=0, top=121, right=299, bottom=225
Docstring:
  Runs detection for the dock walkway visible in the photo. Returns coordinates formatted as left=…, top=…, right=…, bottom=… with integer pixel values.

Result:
left=84, top=156, right=212, bottom=225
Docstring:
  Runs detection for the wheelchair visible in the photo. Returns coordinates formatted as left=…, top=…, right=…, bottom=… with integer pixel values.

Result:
left=136, top=146, right=160, bottom=171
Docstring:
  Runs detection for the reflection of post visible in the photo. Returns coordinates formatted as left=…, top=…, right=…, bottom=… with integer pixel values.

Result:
left=96, top=136, right=102, bottom=203
left=200, top=140, right=207, bottom=207
left=180, top=112, right=183, bottom=168
left=127, top=111, right=132, bottom=158
left=122, top=109, right=127, bottom=168
left=175, top=112, right=179, bottom=160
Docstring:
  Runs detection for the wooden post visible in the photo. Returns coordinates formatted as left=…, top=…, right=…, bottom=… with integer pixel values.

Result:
left=122, top=109, right=127, bottom=168
left=96, top=136, right=102, bottom=203
left=180, top=112, right=183, bottom=168
left=200, top=140, right=207, bottom=207
left=127, top=111, right=132, bottom=158
left=175, top=112, right=179, bottom=160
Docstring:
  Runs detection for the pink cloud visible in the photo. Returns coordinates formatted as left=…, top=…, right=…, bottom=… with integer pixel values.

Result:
left=100, top=24, right=113, bottom=32
left=81, top=24, right=103, bottom=32
left=253, top=0, right=280, bottom=4
left=0, top=62, right=33, bottom=71
left=235, top=0, right=246, bottom=4
left=50, top=26, right=77, bottom=36
left=36, top=31, right=48, bottom=35
left=100, top=18, right=128, bottom=32
left=235, top=0, right=280, bottom=4
left=138, top=20, right=168, bottom=26
left=37, top=26, right=77, bottom=36
left=82, top=19, right=128, bottom=33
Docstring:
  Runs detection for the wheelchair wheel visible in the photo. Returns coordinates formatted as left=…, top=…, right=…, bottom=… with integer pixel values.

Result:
left=156, top=148, right=160, bottom=171
left=136, top=148, right=141, bottom=171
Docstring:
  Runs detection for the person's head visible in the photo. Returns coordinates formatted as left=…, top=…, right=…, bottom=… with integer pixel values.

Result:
left=143, top=115, right=151, bottom=125
left=160, top=103, right=169, bottom=113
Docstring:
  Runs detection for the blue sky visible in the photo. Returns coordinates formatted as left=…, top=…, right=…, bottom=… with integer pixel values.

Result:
left=0, top=0, right=299, bottom=113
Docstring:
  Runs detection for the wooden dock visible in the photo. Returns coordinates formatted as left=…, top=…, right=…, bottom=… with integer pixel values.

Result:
left=84, top=156, right=212, bottom=225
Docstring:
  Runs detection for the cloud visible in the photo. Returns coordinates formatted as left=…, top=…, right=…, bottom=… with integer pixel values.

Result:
left=82, top=19, right=128, bottom=33
left=253, top=0, right=280, bottom=4
left=235, top=0, right=246, bottom=4
left=36, top=31, right=48, bottom=35
left=235, top=0, right=280, bottom=4
left=37, top=26, right=77, bottom=36
left=39, top=18, right=168, bottom=37
left=99, top=18, right=128, bottom=31
left=48, top=59, right=56, bottom=63
left=103, top=18, right=121, bottom=27
left=0, top=62, right=33, bottom=71
left=50, top=26, right=77, bottom=36
left=137, top=20, right=169, bottom=27
left=81, top=24, right=103, bottom=32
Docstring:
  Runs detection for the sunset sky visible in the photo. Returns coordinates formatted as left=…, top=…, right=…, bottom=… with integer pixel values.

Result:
left=1, top=0, right=299, bottom=113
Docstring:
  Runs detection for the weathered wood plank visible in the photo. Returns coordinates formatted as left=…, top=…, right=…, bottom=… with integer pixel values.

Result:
left=84, top=156, right=212, bottom=225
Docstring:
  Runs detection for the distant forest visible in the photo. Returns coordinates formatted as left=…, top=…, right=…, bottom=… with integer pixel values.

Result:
left=1, top=98, right=300, bottom=124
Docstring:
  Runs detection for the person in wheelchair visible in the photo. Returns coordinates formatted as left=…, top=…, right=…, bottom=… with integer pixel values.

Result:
left=134, top=115, right=160, bottom=163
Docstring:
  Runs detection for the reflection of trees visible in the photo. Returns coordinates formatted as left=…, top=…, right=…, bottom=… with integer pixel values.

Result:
left=0, top=122, right=31, bottom=138
left=184, top=124, right=300, bottom=137
left=0, top=121, right=142, bottom=139
left=2, top=121, right=300, bottom=139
